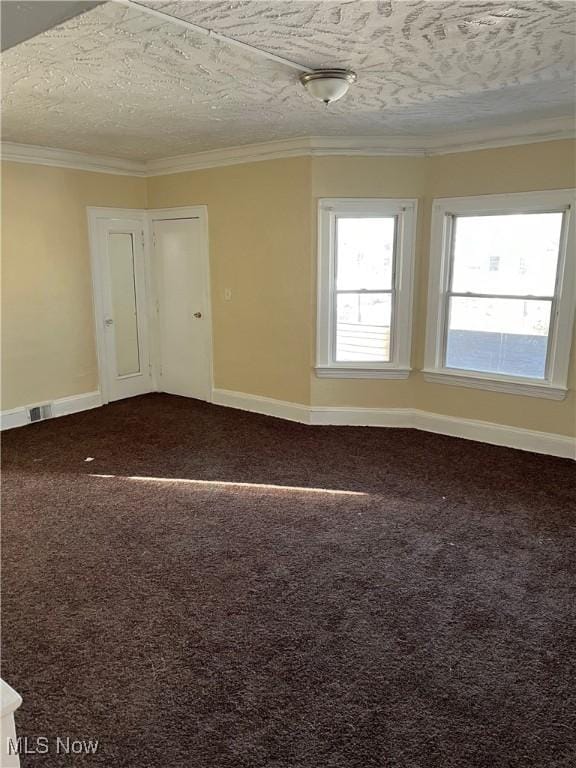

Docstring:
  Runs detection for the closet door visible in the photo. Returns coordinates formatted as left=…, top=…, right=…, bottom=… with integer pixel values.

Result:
left=97, top=217, right=153, bottom=401
left=153, top=217, right=211, bottom=401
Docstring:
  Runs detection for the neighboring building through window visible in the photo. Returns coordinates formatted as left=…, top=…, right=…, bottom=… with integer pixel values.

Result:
left=424, top=190, right=576, bottom=399
left=316, top=198, right=418, bottom=379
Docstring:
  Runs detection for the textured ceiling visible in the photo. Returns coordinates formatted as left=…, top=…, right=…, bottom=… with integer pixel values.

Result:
left=2, top=0, right=575, bottom=160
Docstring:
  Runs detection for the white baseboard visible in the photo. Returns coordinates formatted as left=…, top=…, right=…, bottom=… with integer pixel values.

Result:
left=309, top=405, right=413, bottom=427
left=2, top=387, right=573, bottom=460
left=211, top=388, right=310, bottom=424
left=212, top=388, right=575, bottom=459
left=1, top=391, right=102, bottom=431
left=411, top=409, right=575, bottom=460
left=52, top=391, right=102, bottom=418
left=0, top=407, right=28, bottom=431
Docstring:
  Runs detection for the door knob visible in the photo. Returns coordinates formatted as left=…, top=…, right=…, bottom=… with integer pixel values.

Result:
left=104, top=317, right=114, bottom=326
left=193, top=312, right=202, bottom=319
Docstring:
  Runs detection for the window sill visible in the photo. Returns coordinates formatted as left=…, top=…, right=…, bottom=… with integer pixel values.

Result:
left=422, top=369, right=567, bottom=400
left=315, top=366, right=411, bottom=380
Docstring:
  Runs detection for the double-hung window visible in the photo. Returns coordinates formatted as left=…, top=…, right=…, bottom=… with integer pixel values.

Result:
left=424, top=190, right=576, bottom=399
left=316, top=198, right=417, bottom=378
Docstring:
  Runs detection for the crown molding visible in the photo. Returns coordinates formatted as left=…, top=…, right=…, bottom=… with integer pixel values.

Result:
left=2, top=116, right=574, bottom=177
left=423, top=116, right=576, bottom=156
left=145, top=138, right=328, bottom=176
left=145, top=136, right=429, bottom=175
left=145, top=116, right=576, bottom=175
left=0, top=142, right=147, bottom=176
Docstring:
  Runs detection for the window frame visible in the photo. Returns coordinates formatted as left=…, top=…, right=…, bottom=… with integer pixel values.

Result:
left=316, top=198, right=418, bottom=379
left=424, top=189, right=576, bottom=400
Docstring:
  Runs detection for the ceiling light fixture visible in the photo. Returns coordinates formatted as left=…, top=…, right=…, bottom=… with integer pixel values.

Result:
left=299, top=69, right=357, bottom=104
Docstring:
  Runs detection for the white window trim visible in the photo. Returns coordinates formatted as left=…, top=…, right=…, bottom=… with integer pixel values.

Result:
left=316, top=198, right=418, bottom=379
left=424, top=189, right=576, bottom=400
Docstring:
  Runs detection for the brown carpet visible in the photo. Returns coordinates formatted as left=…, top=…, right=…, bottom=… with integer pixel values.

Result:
left=2, top=393, right=575, bottom=768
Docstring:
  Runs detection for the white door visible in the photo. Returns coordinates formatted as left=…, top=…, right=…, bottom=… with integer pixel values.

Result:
left=96, top=217, right=153, bottom=401
left=153, top=217, right=211, bottom=400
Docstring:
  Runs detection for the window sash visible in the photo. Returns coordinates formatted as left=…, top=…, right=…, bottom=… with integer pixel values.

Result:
left=447, top=291, right=555, bottom=301
left=443, top=296, right=554, bottom=380
left=331, top=215, right=398, bottom=365
left=335, top=289, right=393, bottom=294
left=439, top=209, right=566, bottom=382
left=317, top=198, right=417, bottom=376
left=333, top=289, right=394, bottom=364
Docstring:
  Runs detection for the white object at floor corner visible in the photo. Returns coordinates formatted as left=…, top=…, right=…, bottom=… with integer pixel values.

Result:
left=1, top=679, right=22, bottom=768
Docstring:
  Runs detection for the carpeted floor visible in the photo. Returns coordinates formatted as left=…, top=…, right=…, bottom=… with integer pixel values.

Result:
left=2, top=393, right=575, bottom=768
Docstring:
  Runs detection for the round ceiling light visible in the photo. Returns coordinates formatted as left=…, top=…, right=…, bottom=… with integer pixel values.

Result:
left=299, top=69, right=357, bottom=104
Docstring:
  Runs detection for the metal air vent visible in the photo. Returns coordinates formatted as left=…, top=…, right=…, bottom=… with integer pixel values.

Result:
left=28, top=404, right=53, bottom=423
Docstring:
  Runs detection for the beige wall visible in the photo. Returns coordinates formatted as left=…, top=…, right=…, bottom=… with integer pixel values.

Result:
left=310, top=140, right=576, bottom=437
left=2, top=140, right=574, bottom=436
left=310, top=156, right=428, bottom=411
left=147, top=158, right=313, bottom=404
left=415, top=141, right=576, bottom=436
left=1, top=162, right=147, bottom=409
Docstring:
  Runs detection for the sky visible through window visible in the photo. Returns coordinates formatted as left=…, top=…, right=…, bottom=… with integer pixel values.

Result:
left=450, top=212, right=562, bottom=333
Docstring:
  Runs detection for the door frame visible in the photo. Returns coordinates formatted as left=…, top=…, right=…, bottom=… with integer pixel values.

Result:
left=147, top=206, right=213, bottom=402
left=88, top=207, right=155, bottom=404
left=88, top=205, right=213, bottom=404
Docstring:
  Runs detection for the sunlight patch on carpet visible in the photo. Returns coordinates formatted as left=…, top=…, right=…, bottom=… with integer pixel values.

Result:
left=90, top=474, right=367, bottom=496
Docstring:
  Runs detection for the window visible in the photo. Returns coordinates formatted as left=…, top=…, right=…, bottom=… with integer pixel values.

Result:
left=316, top=198, right=417, bottom=378
left=424, top=190, right=576, bottom=399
